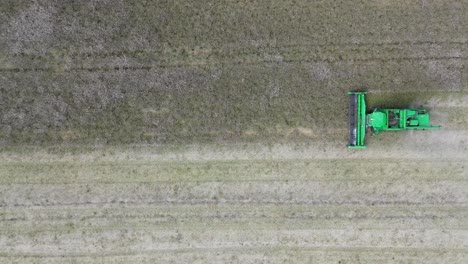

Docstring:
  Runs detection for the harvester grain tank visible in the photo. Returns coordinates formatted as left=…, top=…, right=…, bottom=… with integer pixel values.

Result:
left=348, top=92, right=441, bottom=148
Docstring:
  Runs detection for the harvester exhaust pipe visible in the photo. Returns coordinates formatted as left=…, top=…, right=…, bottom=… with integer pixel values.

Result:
left=347, top=92, right=367, bottom=149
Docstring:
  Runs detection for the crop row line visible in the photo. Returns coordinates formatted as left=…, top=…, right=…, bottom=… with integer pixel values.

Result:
left=1, top=177, right=467, bottom=185
left=2, top=213, right=465, bottom=223
left=2, top=200, right=467, bottom=209
left=8, top=40, right=467, bottom=60
left=2, top=246, right=468, bottom=258
left=1, top=56, right=466, bottom=73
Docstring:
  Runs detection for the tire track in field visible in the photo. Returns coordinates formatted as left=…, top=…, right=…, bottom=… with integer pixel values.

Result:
left=4, top=247, right=466, bottom=264
left=1, top=159, right=466, bottom=184
left=2, top=205, right=468, bottom=233
left=1, top=180, right=467, bottom=208
left=6, top=40, right=467, bottom=60
left=2, top=248, right=468, bottom=264
left=0, top=41, right=465, bottom=73
left=0, top=55, right=465, bottom=73
left=2, top=200, right=468, bottom=209
left=1, top=229, right=468, bottom=257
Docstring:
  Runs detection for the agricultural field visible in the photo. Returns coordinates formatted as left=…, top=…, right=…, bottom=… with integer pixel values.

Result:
left=0, top=0, right=467, bottom=263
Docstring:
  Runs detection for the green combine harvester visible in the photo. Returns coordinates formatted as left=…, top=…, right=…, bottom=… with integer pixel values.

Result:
left=348, top=92, right=441, bottom=149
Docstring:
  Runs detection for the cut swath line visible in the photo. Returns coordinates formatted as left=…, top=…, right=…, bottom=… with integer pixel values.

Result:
left=7, top=39, right=467, bottom=59
left=1, top=55, right=466, bottom=73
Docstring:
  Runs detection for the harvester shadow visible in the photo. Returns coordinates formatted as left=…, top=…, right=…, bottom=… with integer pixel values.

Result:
left=366, top=92, right=419, bottom=110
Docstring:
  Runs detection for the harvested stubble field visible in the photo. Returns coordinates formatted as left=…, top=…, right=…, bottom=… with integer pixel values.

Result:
left=0, top=0, right=468, bottom=263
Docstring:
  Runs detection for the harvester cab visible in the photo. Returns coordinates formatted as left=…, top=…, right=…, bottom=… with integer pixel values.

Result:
left=347, top=92, right=441, bottom=148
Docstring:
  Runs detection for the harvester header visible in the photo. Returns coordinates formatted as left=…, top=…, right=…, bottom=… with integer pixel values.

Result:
left=347, top=92, right=441, bottom=149
left=348, top=92, right=367, bottom=148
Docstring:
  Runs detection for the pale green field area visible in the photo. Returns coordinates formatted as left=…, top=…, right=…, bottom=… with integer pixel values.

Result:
left=0, top=142, right=467, bottom=263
